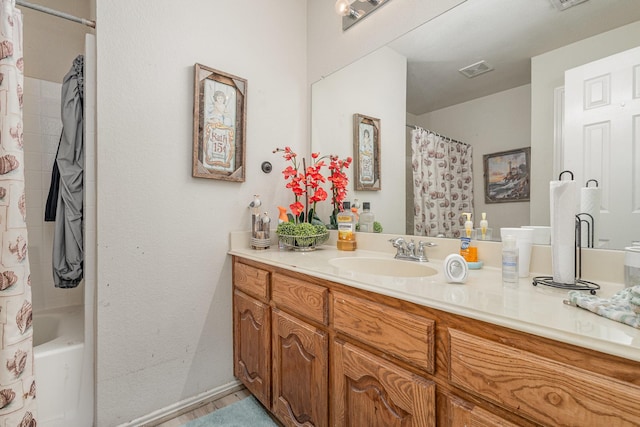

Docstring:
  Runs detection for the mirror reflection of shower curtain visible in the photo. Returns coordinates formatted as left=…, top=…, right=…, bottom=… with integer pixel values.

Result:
left=411, top=128, right=473, bottom=238
left=0, top=1, right=38, bottom=424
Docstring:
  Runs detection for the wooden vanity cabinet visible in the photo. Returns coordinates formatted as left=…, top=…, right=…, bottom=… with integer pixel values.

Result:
left=232, top=256, right=640, bottom=427
left=233, top=261, right=272, bottom=408
left=272, top=308, right=328, bottom=427
left=333, top=339, right=436, bottom=426
left=233, top=289, right=271, bottom=408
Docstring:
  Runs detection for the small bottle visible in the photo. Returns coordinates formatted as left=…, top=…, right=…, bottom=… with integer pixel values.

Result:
left=459, top=213, right=477, bottom=262
left=480, top=212, right=489, bottom=240
left=337, top=201, right=357, bottom=251
left=502, top=235, right=519, bottom=283
left=359, top=202, right=375, bottom=233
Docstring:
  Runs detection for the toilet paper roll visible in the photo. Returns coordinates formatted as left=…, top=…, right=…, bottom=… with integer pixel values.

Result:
left=550, top=180, right=578, bottom=284
left=579, top=186, right=601, bottom=248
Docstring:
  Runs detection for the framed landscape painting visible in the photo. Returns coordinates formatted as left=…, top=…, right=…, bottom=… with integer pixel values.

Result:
left=483, top=147, right=530, bottom=203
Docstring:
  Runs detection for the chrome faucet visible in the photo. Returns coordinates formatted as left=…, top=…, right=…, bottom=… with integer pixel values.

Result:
left=388, top=238, right=436, bottom=262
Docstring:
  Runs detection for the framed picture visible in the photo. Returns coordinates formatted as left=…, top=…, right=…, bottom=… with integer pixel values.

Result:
left=353, top=113, right=381, bottom=191
left=483, top=147, right=531, bottom=203
left=192, top=63, right=247, bottom=181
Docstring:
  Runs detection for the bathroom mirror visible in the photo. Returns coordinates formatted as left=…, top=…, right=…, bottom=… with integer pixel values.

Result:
left=311, top=0, right=640, bottom=250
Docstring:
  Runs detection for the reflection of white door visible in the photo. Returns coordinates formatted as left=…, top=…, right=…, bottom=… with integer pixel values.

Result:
left=563, top=45, right=640, bottom=249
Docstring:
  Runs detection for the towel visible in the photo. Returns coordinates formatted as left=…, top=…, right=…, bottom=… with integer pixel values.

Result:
left=567, top=285, right=640, bottom=329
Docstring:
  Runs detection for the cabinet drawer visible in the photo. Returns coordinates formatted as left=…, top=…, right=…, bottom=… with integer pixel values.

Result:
left=448, top=395, right=520, bottom=427
left=272, top=273, right=328, bottom=325
left=449, top=329, right=640, bottom=426
left=234, top=262, right=269, bottom=300
left=333, top=291, right=435, bottom=373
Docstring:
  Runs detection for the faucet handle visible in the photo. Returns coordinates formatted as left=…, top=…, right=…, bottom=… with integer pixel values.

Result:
left=406, top=239, right=416, bottom=256
left=417, top=241, right=436, bottom=257
left=388, top=237, right=405, bottom=248
left=418, top=241, right=437, bottom=249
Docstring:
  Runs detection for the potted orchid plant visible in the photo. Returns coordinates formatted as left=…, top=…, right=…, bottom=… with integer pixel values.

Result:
left=273, top=147, right=352, bottom=250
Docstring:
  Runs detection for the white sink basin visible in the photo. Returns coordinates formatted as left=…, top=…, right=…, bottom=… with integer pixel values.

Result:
left=329, top=257, right=438, bottom=278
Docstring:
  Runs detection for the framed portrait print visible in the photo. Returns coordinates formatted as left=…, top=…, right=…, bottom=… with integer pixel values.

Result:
left=483, top=147, right=531, bottom=203
left=353, top=113, right=381, bottom=191
left=192, top=63, right=247, bottom=181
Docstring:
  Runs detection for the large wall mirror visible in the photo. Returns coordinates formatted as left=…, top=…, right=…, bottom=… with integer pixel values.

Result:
left=311, top=0, right=640, bottom=250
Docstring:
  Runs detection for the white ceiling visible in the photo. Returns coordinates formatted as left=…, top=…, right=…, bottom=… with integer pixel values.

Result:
left=388, top=0, right=640, bottom=115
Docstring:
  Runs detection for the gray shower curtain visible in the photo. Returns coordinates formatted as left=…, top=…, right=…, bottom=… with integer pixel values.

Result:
left=0, top=0, right=37, bottom=423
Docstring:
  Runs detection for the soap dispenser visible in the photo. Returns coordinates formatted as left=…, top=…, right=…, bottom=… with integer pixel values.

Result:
left=460, top=213, right=477, bottom=262
left=463, top=212, right=473, bottom=238
left=480, top=212, right=489, bottom=240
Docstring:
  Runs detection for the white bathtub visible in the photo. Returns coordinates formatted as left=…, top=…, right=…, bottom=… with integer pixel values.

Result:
left=33, top=305, right=93, bottom=427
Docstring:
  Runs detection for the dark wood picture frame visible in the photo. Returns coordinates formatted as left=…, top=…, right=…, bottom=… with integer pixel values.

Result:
left=483, top=147, right=531, bottom=203
left=192, top=63, right=247, bottom=181
left=353, top=113, right=381, bottom=191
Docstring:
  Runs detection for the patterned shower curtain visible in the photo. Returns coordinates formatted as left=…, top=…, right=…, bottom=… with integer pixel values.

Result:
left=411, top=128, right=474, bottom=238
left=0, top=1, right=37, bottom=424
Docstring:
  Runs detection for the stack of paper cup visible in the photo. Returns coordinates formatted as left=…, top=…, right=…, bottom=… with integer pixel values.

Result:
left=500, top=227, right=534, bottom=278
left=625, top=247, right=640, bottom=288
left=521, top=226, right=551, bottom=245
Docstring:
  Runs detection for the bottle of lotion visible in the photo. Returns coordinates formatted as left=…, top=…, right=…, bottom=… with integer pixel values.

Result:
left=480, top=212, right=488, bottom=240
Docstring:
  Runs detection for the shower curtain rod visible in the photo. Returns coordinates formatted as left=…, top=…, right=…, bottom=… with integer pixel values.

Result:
left=406, top=124, right=470, bottom=147
left=16, top=0, right=96, bottom=28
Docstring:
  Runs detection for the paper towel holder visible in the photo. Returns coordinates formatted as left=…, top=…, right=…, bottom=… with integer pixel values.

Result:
left=532, top=213, right=600, bottom=295
left=559, top=170, right=574, bottom=180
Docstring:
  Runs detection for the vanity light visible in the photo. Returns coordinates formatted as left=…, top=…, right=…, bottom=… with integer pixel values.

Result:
left=335, top=0, right=361, bottom=19
left=335, top=0, right=391, bottom=31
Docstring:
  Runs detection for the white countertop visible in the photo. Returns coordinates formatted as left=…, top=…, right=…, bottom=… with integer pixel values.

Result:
left=229, top=232, right=640, bottom=362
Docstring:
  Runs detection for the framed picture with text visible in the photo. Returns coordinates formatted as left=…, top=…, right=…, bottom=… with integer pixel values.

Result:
left=353, top=113, right=381, bottom=191
left=192, top=63, right=247, bottom=181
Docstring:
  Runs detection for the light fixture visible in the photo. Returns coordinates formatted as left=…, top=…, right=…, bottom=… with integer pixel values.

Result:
left=335, top=0, right=361, bottom=20
left=335, top=0, right=390, bottom=31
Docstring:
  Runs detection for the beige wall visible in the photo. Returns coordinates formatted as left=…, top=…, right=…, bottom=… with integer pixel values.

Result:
left=530, top=20, right=640, bottom=225
left=20, top=0, right=93, bottom=82
left=307, top=0, right=465, bottom=85
left=311, top=47, right=407, bottom=234
left=96, top=0, right=307, bottom=424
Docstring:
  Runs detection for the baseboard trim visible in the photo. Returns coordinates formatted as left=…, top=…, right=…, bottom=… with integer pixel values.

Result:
left=120, top=380, right=243, bottom=427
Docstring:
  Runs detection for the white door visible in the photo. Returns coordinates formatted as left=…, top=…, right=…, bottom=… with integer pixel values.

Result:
left=563, top=45, right=640, bottom=249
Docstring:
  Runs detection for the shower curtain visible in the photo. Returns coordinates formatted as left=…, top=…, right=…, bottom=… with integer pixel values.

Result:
left=411, top=128, right=474, bottom=238
left=0, top=0, right=37, bottom=424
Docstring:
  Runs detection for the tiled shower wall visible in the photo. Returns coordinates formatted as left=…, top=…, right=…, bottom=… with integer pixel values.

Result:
left=23, top=76, right=95, bottom=312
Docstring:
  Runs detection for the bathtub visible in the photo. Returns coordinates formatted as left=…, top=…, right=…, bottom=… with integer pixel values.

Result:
left=33, top=305, right=93, bottom=427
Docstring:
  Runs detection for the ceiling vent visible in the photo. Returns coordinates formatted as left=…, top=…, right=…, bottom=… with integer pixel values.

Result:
left=458, top=60, right=494, bottom=78
left=549, top=0, right=589, bottom=11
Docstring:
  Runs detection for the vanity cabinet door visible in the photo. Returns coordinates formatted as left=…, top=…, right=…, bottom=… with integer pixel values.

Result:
left=233, top=289, right=271, bottom=408
left=333, top=339, right=435, bottom=427
left=272, top=308, right=328, bottom=427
